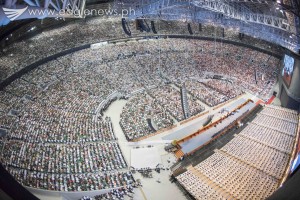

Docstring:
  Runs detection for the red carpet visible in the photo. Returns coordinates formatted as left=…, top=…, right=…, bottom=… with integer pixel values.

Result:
left=266, top=95, right=276, bottom=104
left=256, top=99, right=264, bottom=105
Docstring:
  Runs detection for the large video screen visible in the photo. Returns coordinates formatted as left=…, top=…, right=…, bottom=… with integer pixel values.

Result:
left=282, top=54, right=295, bottom=87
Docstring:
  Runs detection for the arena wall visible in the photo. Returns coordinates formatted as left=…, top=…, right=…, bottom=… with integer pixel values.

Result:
left=279, top=51, right=300, bottom=110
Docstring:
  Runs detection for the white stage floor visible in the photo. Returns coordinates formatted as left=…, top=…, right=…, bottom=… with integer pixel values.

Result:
left=131, top=147, right=162, bottom=169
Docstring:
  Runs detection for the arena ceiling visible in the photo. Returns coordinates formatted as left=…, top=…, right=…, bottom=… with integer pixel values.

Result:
left=115, top=0, right=300, bottom=53
left=0, top=0, right=299, bottom=52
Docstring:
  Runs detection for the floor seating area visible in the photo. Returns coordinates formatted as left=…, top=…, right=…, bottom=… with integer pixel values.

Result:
left=148, top=85, right=205, bottom=121
left=8, top=168, right=133, bottom=191
left=221, top=135, right=289, bottom=179
left=260, top=105, right=299, bottom=122
left=0, top=38, right=283, bottom=192
left=177, top=170, right=226, bottom=200
left=120, top=92, right=174, bottom=140
left=239, top=123, right=294, bottom=153
left=185, top=80, right=228, bottom=107
left=252, top=114, right=297, bottom=136
left=9, top=103, right=116, bottom=143
left=202, top=79, right=242, bottom=100
left=2, top=141, right=126, bottom=173
left=176, top=105, right=299, bottom=200
left=0, top=16, right=282, bottom=82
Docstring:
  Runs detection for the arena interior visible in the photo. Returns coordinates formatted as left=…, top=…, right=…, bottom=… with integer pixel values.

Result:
left=0, top=0, right=300, bottom=200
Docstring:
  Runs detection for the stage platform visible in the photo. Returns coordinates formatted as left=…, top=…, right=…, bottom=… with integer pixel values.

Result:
left=180, top=100, right=256, bottom=154
left=163, top=98, right=247, bottom=141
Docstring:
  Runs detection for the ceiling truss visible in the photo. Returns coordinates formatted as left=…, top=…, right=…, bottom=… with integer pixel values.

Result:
left=116, top=0, right=299, bottom=52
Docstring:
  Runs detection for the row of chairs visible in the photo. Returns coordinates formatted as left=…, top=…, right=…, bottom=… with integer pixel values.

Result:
left=239, top=123, right=294, bottom=153
left=221, top=135, right=289, bottom=179
left=177, top=170, right=225, bottom=200
left=252, top=114, right=297, bottom=136
left=261, top=106, right=298, bottom=123
left=176, top=105, right=298, bottom=199
left=194, top=150, right=278, bottom=200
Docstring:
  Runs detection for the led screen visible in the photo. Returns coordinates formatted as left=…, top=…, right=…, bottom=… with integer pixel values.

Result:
left=282, top=54, right=295, bottom=87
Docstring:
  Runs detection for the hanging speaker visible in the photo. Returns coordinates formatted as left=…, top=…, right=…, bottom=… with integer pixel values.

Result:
left=188, top=23, right=193, bottom=35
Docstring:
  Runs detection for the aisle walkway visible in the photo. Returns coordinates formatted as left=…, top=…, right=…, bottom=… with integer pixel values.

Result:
left=103, top=99, right=187, bottom=200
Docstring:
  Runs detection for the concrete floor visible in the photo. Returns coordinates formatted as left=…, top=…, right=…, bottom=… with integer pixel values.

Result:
left=103, top=99, right=187, bottom=200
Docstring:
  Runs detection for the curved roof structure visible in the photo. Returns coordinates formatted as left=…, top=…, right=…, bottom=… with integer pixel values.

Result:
left=0, top=0, right=299, bottom=51
left=115, top=0, right=300, bottom=52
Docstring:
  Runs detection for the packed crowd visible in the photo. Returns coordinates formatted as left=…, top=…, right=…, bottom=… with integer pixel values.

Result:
left=202, top=79, right=242, bottom=99
left=8, top=168, right=134, bottom=191
left=127, top=56, right=164, bottom=87
left=0, top=113, right=15, bottom=130
left=148, top=85, right=205, bottom=121
left=193, top=44, right=279, bottom=99
left=2, top=39, right=280, bottom=106
left=9, top=105, right=116, bottom=143
left=185, top=80, right=228, bottom=107
left=0, top=91, right=20, bottom=113
left=0, top=15, right=283, bottom=81
left=177, top=105, right=298, bottom=199
left=94, top=185, right=136, bottom=200
left=3, top=141, right=126, bottom=173
left=0, top=38, right=282, bottom=193
left=160, top=51, right=204, bottom=85
left=120, top=92, right=174, bottom=140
